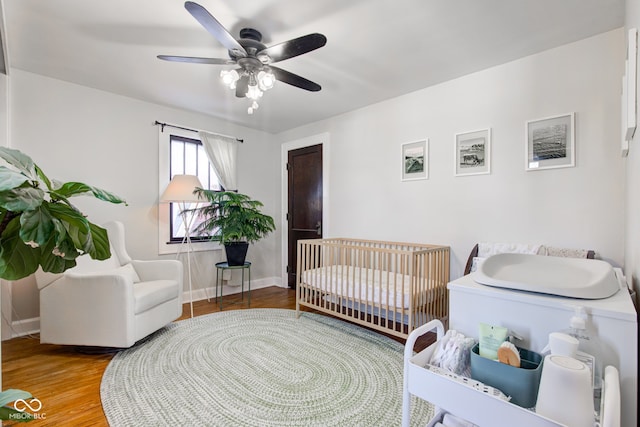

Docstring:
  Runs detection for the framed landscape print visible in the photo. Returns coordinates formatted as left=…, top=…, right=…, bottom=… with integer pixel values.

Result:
left=622, top=70, right=629, bottom=157
left=526, top=113, right=575, bottom=171
left=401, top=139, right=428, bottom=181
left=455, top=128, right=491, bottom=176
left=625, top=28, right=637, bottom=141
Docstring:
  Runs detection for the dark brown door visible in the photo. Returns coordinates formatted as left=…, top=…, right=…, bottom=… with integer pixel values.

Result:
left=287, top=144, right=323, bottom=288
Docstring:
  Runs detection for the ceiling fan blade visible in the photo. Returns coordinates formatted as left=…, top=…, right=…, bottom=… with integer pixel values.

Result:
left=184, top=1, right=247, bottom=57
left=157, top=55, right=235, bottom=65
left=260, top=33, right=327, bottom=63
left=235, top=75, right=249, bottom=98
left=270, top=66, right=321, bottom=92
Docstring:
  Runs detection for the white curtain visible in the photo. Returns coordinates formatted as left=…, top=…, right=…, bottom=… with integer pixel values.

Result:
left=199, top=131, right=239, bottom=191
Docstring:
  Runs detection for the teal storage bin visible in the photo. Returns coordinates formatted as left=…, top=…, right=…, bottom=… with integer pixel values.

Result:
left=470, top=343, right=544, bottom=408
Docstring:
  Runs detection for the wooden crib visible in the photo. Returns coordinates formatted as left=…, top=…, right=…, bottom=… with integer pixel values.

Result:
left=296, top=238, right=450, bottom=339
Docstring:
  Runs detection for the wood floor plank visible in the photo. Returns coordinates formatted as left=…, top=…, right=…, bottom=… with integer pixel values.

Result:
left=2, top=286, right=432, bottom=426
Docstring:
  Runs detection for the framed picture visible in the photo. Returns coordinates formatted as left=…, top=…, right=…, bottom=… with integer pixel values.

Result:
left=622, top=69, right=629, bottom=157
left=455, top=128, right=491, bottom=176
left=401, top=139, right=428, bottom=181
left=526, top=113, right=575, bottom=171
left=625, top=28, right=637, bottom=141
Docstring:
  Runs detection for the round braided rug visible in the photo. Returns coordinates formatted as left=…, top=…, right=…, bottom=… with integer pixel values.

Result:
left=100, top=309, right=433, bottom=426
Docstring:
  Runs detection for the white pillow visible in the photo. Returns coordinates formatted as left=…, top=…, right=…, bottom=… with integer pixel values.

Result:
left=71, top=246, right=120, bottom=273
left=114, top=263, right=141, bottom=283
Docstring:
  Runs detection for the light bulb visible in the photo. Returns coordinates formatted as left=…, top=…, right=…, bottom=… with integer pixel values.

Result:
left=246, top=83, right=263, bottom=100
left=257, top=70, right=275, bottom=91
left=220, top=69, right=239, bottom=88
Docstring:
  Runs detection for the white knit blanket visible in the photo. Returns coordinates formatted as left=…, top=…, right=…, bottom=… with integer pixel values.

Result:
left=471, top=242, right=590, bottom=273
left=477, top=242, right=542, bottom=258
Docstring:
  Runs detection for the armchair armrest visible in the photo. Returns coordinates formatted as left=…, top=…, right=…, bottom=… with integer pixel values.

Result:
left=54, top=271, right=135, bottom=305
left=39, top=272, right=137, bottom=346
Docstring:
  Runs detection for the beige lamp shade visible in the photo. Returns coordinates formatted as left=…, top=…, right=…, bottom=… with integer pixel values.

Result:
left=160, top=174, right=204, bottom=203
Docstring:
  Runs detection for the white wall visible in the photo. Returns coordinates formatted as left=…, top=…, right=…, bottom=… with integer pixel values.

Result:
left=7, top=70, right=281, bottom=325
left=4, top=26, right=633, bottom=327
left=625, top=0, right=640, bottom=303
left=277, top=29, right=626, bottom=279
left=0, top=61, right=8, bottom=354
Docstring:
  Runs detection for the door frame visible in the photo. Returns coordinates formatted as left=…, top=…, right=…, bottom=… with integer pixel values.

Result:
left=280, top=132, right=330, bottom=287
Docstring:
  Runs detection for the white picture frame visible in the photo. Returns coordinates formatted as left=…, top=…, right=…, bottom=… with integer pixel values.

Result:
left=401, top=139, right=428, bottom=181
left=625, top=28, right=637, bottom=141
left=622, top=67, right=630, bottom=157
left=526, top=113, right=575, bottom=171
left=454, top=128, right=491, bottom=176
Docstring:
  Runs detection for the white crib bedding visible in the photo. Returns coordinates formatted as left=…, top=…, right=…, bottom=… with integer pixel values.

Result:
left=300, top=265, right=422, bottom=310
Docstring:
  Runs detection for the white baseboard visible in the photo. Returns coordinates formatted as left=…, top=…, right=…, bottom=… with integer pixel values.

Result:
left=6, top=317, right=40, bottom=339
left=183, top=276, right=284, bottom=303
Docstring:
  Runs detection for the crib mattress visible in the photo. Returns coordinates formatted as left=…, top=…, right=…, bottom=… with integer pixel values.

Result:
left=300, top=265, right=421, bottom=309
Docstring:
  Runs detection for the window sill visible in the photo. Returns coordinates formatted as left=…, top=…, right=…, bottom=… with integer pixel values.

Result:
left=159, top=240, right=222, bottom=255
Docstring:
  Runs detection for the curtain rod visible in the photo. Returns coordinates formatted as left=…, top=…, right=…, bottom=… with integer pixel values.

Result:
left=154, top=120, right=244, bottom=143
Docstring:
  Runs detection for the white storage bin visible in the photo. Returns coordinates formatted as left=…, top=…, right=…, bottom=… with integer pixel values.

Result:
left=402, top=320, right=620, bottom=427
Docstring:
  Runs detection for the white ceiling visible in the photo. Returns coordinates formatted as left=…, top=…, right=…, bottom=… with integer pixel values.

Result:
left=3, top=0, right=625, bottom=134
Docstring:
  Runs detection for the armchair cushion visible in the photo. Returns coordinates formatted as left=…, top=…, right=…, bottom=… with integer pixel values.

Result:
left=134, top=280, right=180, bottom=314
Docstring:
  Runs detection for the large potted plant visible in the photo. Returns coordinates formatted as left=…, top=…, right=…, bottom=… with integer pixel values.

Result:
left=0, top=147, right=126, bottom=421
left=0, top=147, right=127, bottom=281
left=189, top=189, right=275, bottom=266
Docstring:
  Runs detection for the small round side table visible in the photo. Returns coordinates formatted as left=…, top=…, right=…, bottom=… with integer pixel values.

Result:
left=214, top=261, right=251, bottom=309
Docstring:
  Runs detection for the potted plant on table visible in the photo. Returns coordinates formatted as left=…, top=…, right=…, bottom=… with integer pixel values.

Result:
left=188, top=189, right=275, bottom=266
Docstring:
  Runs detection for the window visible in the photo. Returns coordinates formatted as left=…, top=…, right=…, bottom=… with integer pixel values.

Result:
left=158, top=125, right=221, bottom=255
left=168, top=135, right=220, bottom=242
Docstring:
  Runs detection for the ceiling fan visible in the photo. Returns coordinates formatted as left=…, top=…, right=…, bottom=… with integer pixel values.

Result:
left=158, top=1, right=327, bottom=114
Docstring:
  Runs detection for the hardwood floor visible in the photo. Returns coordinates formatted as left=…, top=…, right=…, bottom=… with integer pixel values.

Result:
left=2, top=286, right=432, bottom=426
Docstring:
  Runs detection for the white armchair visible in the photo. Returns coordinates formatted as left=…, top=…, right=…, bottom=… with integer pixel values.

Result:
left=35, top=221, right=183, bottom=348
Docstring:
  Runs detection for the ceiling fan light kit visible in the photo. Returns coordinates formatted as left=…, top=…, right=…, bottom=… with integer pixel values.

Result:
left=158, top=1, right=327, bottom=115
left=220, top=67, right=276, bottom=114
